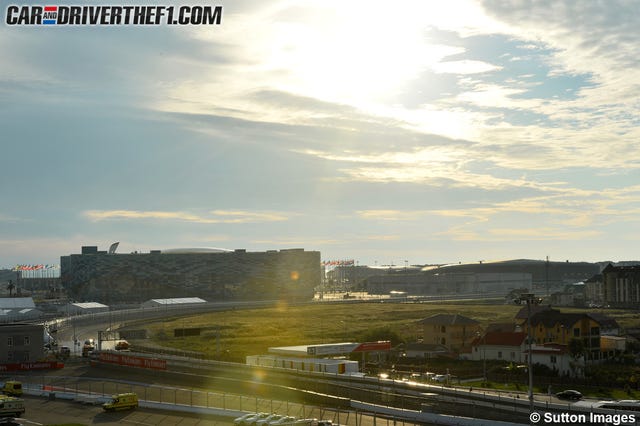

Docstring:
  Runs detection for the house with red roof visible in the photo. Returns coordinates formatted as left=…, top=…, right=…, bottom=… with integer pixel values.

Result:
left=471, top=331, right=528, bottom=363
left=470, top=331, right=575, bottom=376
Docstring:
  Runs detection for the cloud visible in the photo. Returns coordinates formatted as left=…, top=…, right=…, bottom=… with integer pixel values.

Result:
left=250, top=237, right=344, bottom=246
left=432, top=60, right=502, bottom=74
left=83, top=209, right=289, bottom=224
left=446, top=227, right=603, bottom=242
left=356, top=210, right=427, bottom=221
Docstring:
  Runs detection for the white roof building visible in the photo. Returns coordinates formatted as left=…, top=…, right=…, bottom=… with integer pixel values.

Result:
left=63, top=302, right=110, bottom=315
left=141, top=297, right=207, bottom=308
left=0, top=298, right=41, bottom=322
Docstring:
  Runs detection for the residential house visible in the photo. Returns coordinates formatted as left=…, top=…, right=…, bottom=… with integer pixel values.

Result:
left=470, top=332, right=574, bottom=376
left=587, top=313, right=620, bottom=336
left=528, top=345, right=573, bottom=377
left=403, top=342, right=449, bottom=359
left=517, top=307, right=602, bottom=361
left=601, top=335, right=627, bottom=358
left=471, top=331, right=527, bottom=363
left=485, top=323, right=517, bottom=333
left=417, top=314, right=481, bottom=353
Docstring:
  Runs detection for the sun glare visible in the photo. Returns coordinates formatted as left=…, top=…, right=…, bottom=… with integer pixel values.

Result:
left=262, top=2, right=445, bottom=106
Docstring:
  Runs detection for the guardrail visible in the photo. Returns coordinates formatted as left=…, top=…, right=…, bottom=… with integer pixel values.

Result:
left=4, top=375, right=377, bottom=426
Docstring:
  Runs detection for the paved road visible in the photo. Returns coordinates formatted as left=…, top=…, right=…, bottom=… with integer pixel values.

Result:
left=17, top=394, right=404, bottom=426
left=17, top=395, right=231, bottom=425
left=11, top=363, right=409, bottom=426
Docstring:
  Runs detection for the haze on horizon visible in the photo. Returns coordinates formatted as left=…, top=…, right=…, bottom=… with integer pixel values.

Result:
left=2, top=1, right=640, bottom=268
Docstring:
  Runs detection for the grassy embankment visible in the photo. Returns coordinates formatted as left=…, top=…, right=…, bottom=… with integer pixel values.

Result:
left=142, top=302, right=520, bottom=361
left=136, top=302, right=640, bottom=398
left=142, top=302, right=640, bottom=362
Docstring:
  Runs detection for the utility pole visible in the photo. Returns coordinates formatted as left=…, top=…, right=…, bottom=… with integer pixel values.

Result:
left=518, top=293, right=541, bottom=414
left=545, top=256, right=550, bottom=297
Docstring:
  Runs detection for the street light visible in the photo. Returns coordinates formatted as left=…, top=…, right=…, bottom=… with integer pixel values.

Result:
left=476, top=331, right=487, bottom=383
left=515, top=293, right=542, bottom=413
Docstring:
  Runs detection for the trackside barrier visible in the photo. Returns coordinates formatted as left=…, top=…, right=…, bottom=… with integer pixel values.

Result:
left=351, top=401, right=525, bottom=426
left=8, top=376, right=424, bottom=426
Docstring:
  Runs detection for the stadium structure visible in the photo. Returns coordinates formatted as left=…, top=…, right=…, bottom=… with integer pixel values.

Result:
left=358, top=259, right=602, bottom=298
left=60, top=245, right=321, bottom=304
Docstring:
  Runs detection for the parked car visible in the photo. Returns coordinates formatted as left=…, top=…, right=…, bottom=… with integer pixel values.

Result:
left=234, top=413, right=260, bottom=425
left=269, top=416, right=297, bottom=425
left=432, top=374, right=448, bottom=383
left=256, top=414, right=284, bottom=426
left=556, top=390, right=583, bottom=401
left=293, top=419, right=332, bottom=426
left=240, top=413, right=270, bottom=426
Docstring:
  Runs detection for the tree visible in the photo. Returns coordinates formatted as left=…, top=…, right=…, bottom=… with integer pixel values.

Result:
left=568, top=338, right=587, bottom=377
left=569, top=338, right=585, bottom=360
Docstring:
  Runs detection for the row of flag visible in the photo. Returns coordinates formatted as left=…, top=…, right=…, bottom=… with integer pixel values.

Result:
left=12, top=264, right=59, bottom=271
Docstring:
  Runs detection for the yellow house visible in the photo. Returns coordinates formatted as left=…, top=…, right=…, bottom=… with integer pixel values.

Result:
left=417, top=314, right=481, bottom=353
left=517, top=307, right=602, bottom=360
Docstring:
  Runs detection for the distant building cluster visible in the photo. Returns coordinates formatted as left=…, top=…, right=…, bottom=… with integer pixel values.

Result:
left=328, top=260, right=601, bottom=300
left=365, top=271, right=532, bottom=296
left=60, top=245, right=321, bottom=304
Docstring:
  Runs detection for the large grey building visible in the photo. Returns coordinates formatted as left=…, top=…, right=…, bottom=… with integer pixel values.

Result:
left=0, top=323, right=44, bottom=363
left=602, top=263, right=640, bottom=307
left=362, top=259, right=600, bottom=297
left=61, top=246, right=321, bottom=304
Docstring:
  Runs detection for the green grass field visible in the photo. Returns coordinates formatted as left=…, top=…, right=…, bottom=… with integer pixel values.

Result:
left=142, top=301, right=523, bottom=361
left=140, top=301, right=637, bottom=363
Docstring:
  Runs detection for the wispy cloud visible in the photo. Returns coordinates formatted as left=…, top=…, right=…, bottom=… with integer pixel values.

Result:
left=356, top=210, right=428, bottom=221
left=84, top=209, right=289, bottom=224
left=432, top=60, right=502, bottom=75
left=445, top=227, right=603, bottom=242
left=3, top=1, right=640, bottom=265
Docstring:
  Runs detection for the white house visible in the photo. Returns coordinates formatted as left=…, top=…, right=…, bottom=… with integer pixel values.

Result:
left=471, top=331, right=574, bottom=376
left=527, top=345, right=574, bottom=377
left=471, top=332, right=528, bottom=363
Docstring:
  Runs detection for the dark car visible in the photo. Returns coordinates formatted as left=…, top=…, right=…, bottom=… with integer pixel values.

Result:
left=556, top=390, right=583, bottom=401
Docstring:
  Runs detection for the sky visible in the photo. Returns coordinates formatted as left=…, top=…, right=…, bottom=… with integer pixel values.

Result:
left=1, top=0, right=640, bottom=268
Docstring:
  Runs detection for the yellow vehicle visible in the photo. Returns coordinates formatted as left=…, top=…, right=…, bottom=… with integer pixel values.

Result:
left=1, top=381, right=22, bottom=397
left=0, top=396, right=25, bottom=417
left=102, top=393, right=138, bottom=411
